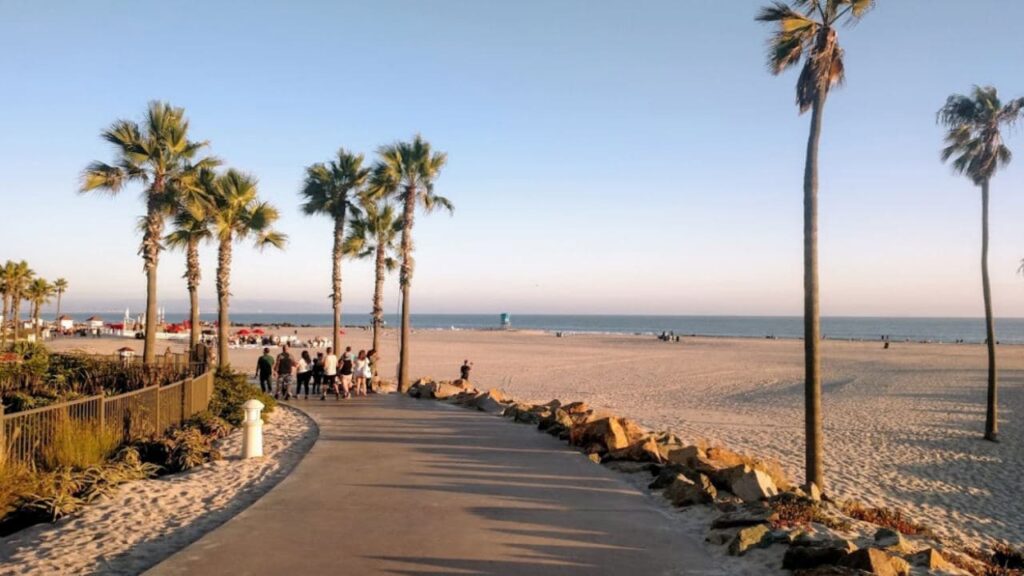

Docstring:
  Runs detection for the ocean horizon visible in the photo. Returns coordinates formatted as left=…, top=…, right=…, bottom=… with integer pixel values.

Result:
left=52, top=312, right=1024, bottom=345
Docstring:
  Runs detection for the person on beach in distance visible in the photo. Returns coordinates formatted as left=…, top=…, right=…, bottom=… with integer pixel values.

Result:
left=296, top=350, right=313, bottom=400
left=321, top=347, right=340, bottom=401
left=364, top=349, right=377, bottom=393
left=352, top=350, right=368, bottom=397
left=460, top=359, right=472, bottom=381
left=274, top=345, right=295, bottom=400
left=256, top=347, right=274, bottom=393
left=312, top=351, right=325, bottom=397
left=339, top=351, right=354, bottom=398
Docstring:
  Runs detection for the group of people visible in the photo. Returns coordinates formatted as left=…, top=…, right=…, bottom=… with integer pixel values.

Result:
left=255, top=345, right=377, bottom=401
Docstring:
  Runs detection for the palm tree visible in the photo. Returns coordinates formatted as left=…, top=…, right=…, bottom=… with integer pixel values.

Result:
left=938, top=86, right=1023, bottom=443
left=375, top=135, right=453, bottom=392
left=299, top=149, right=369, bottom=354
left=756, top=0, right=874, bottom=490
left=2, top=260, right=34, bottom=344
left=166, top=176, right=214, bottom=358
left=343, top=186, right=403, bottom=377
left=52, top=278, right=69, bottom=324
left=81, top=101, right=217, bottom=366
left=209, top=169, right=287, bottom=367
left=25, top=278, right=54, bottom=340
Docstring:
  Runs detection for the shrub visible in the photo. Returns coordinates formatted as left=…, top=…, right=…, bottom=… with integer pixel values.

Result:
left=992, top=543, right=1024, bottom=571
left=208, top=369, right=275, bottom=427
left=768, top=492, right=851, bottom=532
left=184, top=411, right=233, bottom=440
left=840, top=501, right=934, bottom=537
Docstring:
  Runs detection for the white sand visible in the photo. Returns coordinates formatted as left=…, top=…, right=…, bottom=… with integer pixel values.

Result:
left=0, top=405, right=317, bottom=575
left=47, top=328, right=1023, bottom=550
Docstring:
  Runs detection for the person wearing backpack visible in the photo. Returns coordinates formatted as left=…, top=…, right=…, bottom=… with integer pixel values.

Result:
left=274, top=345, right=296, bottom=400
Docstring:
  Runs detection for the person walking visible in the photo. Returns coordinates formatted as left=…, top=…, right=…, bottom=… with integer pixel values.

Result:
left=274, top=345, right=296, bottom=400
left=460, top=359, right=473, bottom=382
left=352, top=350, right=368, bottom=396
left=296, top=350, right=313, bottom=399
left=312, top=351, right=325, bottom=397
left=255, top=347, right=274, bottom=393
left=339, top=350, right=354, bottom=398
left=322, top=347, right=340, bottom=400
left=365, top=349, right=377, bottom=393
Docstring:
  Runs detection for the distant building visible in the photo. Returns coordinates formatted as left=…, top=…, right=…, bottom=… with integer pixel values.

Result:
left=85, top=316, right=104, bottom=329
left=57, top=315, right=74, bottom=331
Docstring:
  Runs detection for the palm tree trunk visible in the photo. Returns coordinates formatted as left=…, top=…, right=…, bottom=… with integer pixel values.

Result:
left=372, top=241, right=386, bottom=375
left=12, top=295, right=21, bottom=342
left=55, top=291, right=63, bottom=324
left=142, top=197, right=164, bottom=367
left=803, top=90, right=827, bottom=490
left=1, top=294, right=9, bottom=347
left=398, top=185, right=417, bottom=393
left=981, top=179, right=999, bottom=442
left=332, top=215, right=345, bottom=354
left=186, top=237, right=201, bottom=359
left=216, top=236, right=232, bottom=368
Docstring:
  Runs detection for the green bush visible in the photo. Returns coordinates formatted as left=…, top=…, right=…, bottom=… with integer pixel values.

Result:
left=40, top=417, right=121, bottom=471
left=208, top=369, right=275, bottom=427
left=184, top=411, right=233, bottom=440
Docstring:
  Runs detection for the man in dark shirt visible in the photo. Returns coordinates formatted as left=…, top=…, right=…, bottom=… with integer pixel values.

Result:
left=460, top=359, right=472, bottom=381
left=275, top=345, right=295, bottom=400
left=255, top=347, right=274, bottom=393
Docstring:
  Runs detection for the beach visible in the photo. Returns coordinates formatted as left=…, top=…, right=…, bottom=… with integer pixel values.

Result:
left=49, top=328, right=1023, bottom=550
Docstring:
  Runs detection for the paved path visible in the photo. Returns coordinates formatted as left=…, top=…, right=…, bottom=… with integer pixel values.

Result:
left=148, top=394, right=721, bottom=575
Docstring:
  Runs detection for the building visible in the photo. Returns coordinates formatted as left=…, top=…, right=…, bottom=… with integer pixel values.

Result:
left=85, top=316, right=104, bottom=330
left=57, top=315, right=74, bottom=331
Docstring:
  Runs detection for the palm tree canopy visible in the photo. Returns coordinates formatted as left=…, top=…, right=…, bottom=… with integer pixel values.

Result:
left=343, top=196, right=403, bottom=269
left=299, top=148, right=370, bottom=220
left=210, top=169, right=288, bottom=250
left=2, top=260, right=35, bottom=295
left=26, top=278, right=54, bottom=306
left=374, top=134, right=454, bottom=215
left=938, top=86, right=1023, bottom=186
left=80, top=101, right=220, bottom=218
left=166, top=201, right=214, bottom=250
left=756, top=0, right=874, bottom=112
left=53, top=278, right=69, bottom=294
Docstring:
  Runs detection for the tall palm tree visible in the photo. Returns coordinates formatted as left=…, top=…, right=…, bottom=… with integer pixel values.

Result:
left=2, top=261, right=34, bottom=344
left=209, top=169, right=287, bottom=367
left=757, top=0, right=874, bottom=490
left=1, top=261, right=13, bottom=346
left=376, top=135, right=453, bottom=392
left=299, top=149, right=369, bottom=354
left=166, top=176, right=214, bottom=358
left=938, top=86, right=1023, bottom=442
left=81, top=101, right=218, bottom=366
left=25, top=278, right=54, bottom=340
left=52, top=278, right=69, bottom=324
left=343, top=187, right=402, bottom=377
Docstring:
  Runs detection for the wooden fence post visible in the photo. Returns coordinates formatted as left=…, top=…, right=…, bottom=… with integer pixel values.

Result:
left=1, top=403, right=6, bottom=467
left=154, top=386, right=161, bottom=435
left=182, top=378, right=190, bottom=422
left=98, top=395, right=105, bottom=433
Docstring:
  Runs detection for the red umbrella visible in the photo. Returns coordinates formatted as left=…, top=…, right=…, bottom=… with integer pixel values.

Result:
left=237, top=329, right=251, bottom=336
left=252, top=328, right=265, bottom=335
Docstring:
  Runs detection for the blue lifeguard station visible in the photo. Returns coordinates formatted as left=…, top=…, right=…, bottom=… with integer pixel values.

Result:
left=500, top=313, right=511, bottom=329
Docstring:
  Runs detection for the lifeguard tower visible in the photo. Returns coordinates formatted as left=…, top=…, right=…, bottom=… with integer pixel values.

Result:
left=500, top=313, right=511, bottom=329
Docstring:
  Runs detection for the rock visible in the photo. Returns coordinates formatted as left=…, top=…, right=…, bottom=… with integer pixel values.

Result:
left=723, top=465, right=779, bottom=502
left=603, top=461, right=654, bottom=474
left=664, top=473, right=717, bottom=507
left=727, top=523, right=771, bottom=556
left=770, top=529, right=799, bottom=544
left=666, top=445, right=706, bottom=466
left=793, top=568, right=873, bottom=576
left=807, top=482, right=823, bottom=502
left=472, top=389, right=509, bottom=414
left=587, top=453, right=601, bottom=464
left=605, top=437, right=666, bottom=463
left=839, top=548, right=911, bottom=576
left=649, top=464, right=686, bottom=490
left=431, top=382, right=462, bottom=400
left=504, top=403, right=543, bottom=424
left=538, top=409, right=574, bottom=434
left=569, top=417, right=630, bottom=452
left=707, top=446, right=747, bottom=467
left=711, top=504, right=772, bottom=529
left=705, top=529, right=735, bottom=546
left=783, top=542, right=856, bottom=570
left=618, top=418, right=649, bottom=444
left=873, top=528, right=911, bottom=555
left=562, top=401, right=590, bottom=414
left=908, top=548, right=951, bottom=571
left=452, top=378, right=470, bottom=388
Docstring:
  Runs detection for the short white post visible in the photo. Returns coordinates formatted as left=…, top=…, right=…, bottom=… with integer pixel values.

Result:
left=241, top=399, right=265, bottom=458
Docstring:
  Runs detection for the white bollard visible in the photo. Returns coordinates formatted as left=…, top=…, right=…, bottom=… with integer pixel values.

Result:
left=241, top=399, right=265, bottom=458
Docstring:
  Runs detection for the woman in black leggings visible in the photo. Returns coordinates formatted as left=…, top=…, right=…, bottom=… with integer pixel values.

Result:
left=311, top=351, right=324, bottom=396
left=297, top=350, right=313, bottom=399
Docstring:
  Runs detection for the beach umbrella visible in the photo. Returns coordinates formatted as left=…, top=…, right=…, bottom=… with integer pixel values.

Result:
left=252, top=328, right=265, bottom=335
left=237, top=329, right=251, bottom=336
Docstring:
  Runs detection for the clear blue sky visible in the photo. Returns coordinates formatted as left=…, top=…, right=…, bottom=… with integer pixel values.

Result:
left=2, top=1, right=1023, bottom=317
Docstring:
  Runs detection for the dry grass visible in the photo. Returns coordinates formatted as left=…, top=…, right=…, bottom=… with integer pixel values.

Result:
left=40, top=417, right=121, bottom=471
left=840, top=501, right=934, bottom=537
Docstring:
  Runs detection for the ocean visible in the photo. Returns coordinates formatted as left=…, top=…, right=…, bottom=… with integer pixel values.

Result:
left=57, top=313, right=1024, bottom=344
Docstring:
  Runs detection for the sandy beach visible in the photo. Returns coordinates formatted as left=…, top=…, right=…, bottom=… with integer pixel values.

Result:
left=49, top=328, right=1023, bottom=550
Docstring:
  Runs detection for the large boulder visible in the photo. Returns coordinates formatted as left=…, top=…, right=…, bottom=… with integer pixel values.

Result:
left=908, top=548, right=951, bottom=571
left=839, top=549, right=910, bottom=576
left=569, top=417, right=630, bottom=452
left=538, top=408, right=574, bottom=434
left=605, top=436, right=666, bottom=463
left=471, top=389, right=509, bottom=414
left=618, top=418, right=649, bottom=445
left=431, top=382, right=463, bottom=400
left=783, top=541, right=857, bottom=571
left=873, top=528, right=912, bottom=555
left=722, top=465, right=779, bottom=502
left=504, top=403, right=544, bottom=424
left=663, top=473, right=717, bottom=507
left=727, top=524, right=771, bottom=556
left=711, top=503, right=773, bottom=529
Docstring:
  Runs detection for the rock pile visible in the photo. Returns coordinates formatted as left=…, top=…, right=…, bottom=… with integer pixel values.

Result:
left=405, top=379, right=985, bottom=576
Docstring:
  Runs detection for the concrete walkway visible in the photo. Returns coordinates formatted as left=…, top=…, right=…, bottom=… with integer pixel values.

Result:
left=148, top=394, right=721, bottom=575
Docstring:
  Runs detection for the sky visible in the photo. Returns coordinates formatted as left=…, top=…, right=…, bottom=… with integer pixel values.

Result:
left=1, top=0, right=1024, bottom=317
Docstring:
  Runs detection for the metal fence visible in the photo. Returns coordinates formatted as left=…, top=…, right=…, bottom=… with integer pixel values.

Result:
left=1, top=370, right=215, bottom=466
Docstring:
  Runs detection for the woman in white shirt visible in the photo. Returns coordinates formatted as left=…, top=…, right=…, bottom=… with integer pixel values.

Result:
left=296, top=350, right=313, bottom=399
left=352, top=350, right=369, bottom=396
